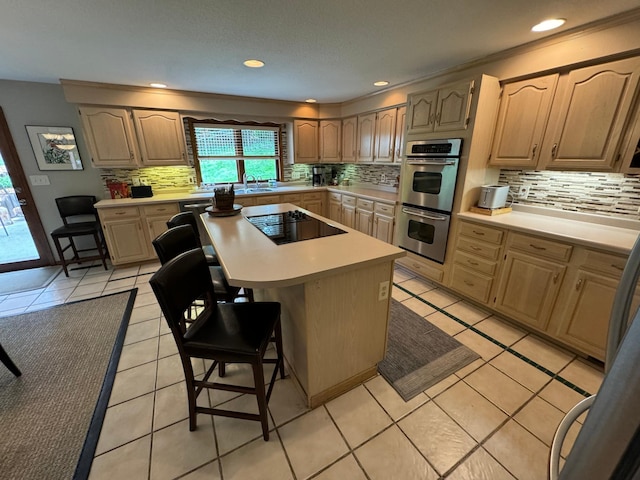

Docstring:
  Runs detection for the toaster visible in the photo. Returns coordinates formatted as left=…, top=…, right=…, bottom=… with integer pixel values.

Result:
left=478, top=185, right=509, bottom=209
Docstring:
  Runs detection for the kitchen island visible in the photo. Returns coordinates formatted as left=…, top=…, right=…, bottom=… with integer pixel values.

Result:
left=201, top=203, right=405, bottom=407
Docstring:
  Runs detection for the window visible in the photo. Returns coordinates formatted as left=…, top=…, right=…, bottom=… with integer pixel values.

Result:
left=188, top=119, right=282, bottom=185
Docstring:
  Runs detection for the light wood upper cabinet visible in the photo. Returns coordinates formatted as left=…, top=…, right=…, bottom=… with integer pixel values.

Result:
left=488, top=74, right=559, bottom=168
left=540, top=57, right=640, bottom=170
left=394, top=106, right=406, bottom=163
left=79, top=106, right=140, bottom=167
left=341, top=117, right=357, bottom=163
left=357, top=113, right=376, bottom=162
left=319, top=120, right=341, bottom=163
left=374, top=108, right=397, bottom=163
left=132, top=110, right=188, bottom=166
left=293, top=119, right=319, bottom=163
left=407, top=81, right=473, bottom=135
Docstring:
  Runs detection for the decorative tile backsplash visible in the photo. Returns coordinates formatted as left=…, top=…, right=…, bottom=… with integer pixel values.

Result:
left=499, top=170, right=640, bottom=218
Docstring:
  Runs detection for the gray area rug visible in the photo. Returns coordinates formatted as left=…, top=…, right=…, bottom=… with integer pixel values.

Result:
left=0, top=266, right=62, bottom=295
left=379, top=299, right=480, bottom=401
left=0, top=289, right=137, bottom=480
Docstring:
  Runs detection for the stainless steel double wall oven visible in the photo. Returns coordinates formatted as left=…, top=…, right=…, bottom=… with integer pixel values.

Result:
left=397, top=138, right=462, bottom=263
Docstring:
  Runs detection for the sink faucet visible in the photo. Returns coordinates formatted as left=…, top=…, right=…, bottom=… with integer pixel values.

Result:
left=243, top=174, right=257, bottom=190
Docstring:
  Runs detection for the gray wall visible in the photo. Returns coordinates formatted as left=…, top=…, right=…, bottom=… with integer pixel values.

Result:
left=0, top=80, right=105, bottom=254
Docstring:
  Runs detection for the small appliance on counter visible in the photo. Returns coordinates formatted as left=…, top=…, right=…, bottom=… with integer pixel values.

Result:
left=477, top=185, right=510, bottom=209
left=312, top=166, right=325, bottom=187
left=131, top=185, right=153, bottom=198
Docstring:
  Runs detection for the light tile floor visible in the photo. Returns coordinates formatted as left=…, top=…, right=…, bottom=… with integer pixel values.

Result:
left=0, top=262, right=605, bottom=480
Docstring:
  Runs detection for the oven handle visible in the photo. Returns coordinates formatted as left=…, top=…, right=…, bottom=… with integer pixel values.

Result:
left=406, top=159, right=457, bottom=166
left=402, top=207, right=448, bottom=221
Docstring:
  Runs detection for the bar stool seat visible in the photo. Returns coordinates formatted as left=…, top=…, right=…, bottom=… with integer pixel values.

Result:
left=50, top=195, right=108, bottom=277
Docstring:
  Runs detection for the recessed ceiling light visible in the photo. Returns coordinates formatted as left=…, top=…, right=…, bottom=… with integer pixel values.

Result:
left=149, top=83, right=167, bottom=88
left=374, top=81, right=389, bottom=87
left=531, top=18, right=566, bottom=32
left=305, top=98, right=317, bottom=103
left=243, top=59, right=265, bottom=68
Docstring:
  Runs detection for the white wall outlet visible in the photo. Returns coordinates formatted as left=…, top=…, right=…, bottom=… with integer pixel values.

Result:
left=381, top=173, right=386, bottom=183
left=517, top=185, right=530, bottom=199
left=29, top=175, right=50, bottom=186
left=378, top=280, right=390, bottom=301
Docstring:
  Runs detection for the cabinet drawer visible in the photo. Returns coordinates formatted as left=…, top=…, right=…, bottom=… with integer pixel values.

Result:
left=583, top=250, right=627, bottom=277
left=374, top=202, right=395, bottom=216
left=450, top=264, right=493, bottom=304
left=303, top=192, right=323, bottom=201
left=281, top=194, right=302, bottom=204
left=328, top=192, right=342, bottom=202
left=342, top=195, right=357, bottom=207
left=510, top=233, right=572, bottom=262
left=142, top=203, right=179, bottom=216
left=99, top=206, right=140, bottom=220
left=458, top=222, right=504, bottom=244
left=235, top=196, right=257, bottom=207
left=457, top=237, right=502, bottom=261
left=454, top=251, right=498, bottom=275
left=356, top=198, right=374, bottom=210
left=256, top=195, right=281, bottom=205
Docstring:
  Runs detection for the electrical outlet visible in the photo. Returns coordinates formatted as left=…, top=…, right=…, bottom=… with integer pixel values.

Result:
left=381, top=173, right=386, bottom=183
left=517, top=185, right=530, bottom=199
left=29, top=175, right=50, bottom=186
left=378, top=281, right=389, bottom=301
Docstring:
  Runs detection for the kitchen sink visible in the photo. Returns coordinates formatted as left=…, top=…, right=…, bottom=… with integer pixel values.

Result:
left=235, top=188, right=275, bottom=193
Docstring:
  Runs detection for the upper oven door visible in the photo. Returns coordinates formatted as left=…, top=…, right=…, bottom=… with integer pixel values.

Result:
left=401, top=157, right=459, bottom=212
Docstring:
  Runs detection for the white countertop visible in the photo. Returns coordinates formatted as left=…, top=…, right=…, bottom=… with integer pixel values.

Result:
left=94, top=184, right=399, bottom=208
left=201, top=203, right=405, bottom=288
left=458, top=205, right=640, bottom=254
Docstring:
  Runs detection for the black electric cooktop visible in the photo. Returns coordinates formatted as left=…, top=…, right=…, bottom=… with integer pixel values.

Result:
left=246, top=210, right=347, bottom=245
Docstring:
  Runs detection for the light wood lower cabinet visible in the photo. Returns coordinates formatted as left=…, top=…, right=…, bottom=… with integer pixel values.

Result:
left=448, top=219, right=632, bottom=361
left=355, top=198, right=374, bottom=235
left=328, top=192, right=342, bottom=222
left=450, top=221, right=505, bottom=304
left=341, top=195, right=356, bottom=228
left=98, top=202, right=179, bottom=265
left=372, top=202, right=395, bottom=243
left=301, top=192, right=323, bottom=215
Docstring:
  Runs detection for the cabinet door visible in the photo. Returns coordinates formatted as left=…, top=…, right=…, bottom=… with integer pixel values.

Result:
left=328, top=199, right=342, bottom=222
left=355, top=209, right=373, bottom=235
left=102, top=219, right=150, bottom=264
left=488, top=74, right=559, bottom=168
left=374, top=108, right=397, bottom=163
left=553, top=269, right=618, bottom=360
left=342, top=204, right=356, bottom=228
left=373, top=213, right=394, bottom=243
left=540, top=57, right=640, bottom=170
left=293, top=119, right=319, bottom=163
left=407, top=90, right=438, bottom=134
left=79, top=106, right=139, bottom=167
left=303, top=199, right=323, bottom=216
left=394, top=105, right=406, bottom=163
left=494, top=250, right=565, bottom=330
left=133, top=110, right=188, bottom=166
left=147, top=215, right=171, bottom=244
left=434, top=81, right=473, bottom=133
left=341, top=117, right=357, bottom=163
left=357, top=113, right=376, bottom=162
left=319, top=120, right=341, bottom=162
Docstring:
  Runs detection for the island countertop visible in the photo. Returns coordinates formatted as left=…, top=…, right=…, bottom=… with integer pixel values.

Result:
left=201, top=203, right=405, bottom=288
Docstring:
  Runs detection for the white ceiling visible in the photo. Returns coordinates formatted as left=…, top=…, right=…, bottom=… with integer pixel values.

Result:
left=1, top=0, right=639, bottom=103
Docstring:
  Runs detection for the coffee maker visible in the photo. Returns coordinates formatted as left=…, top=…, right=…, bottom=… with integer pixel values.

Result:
left=312, top=166, right=325, bottom=186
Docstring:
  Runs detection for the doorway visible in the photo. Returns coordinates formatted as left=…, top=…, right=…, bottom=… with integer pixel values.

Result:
left=0, top=107, right=53, bottom=272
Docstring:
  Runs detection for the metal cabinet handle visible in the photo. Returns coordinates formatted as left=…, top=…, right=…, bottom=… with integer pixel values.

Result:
left=551, top=143, right=558, bottom=158
left=468, top=260, right=479, bottom=266
left=532, top=143, right=538, bottom=158
left=611, top=264, right=625, bottom=271
left=470, top=245, right=482, bottom=251
left=576, top=278, right=584, bottom=291
left=553, top=273, right=559, bottom=283
left=472, top=230, right=485, bottom=236
left=464, top=280, right=474, bottom=287
left=529, top=244, right=546, bottom=250
left=130, top=151, right=134, bottom=160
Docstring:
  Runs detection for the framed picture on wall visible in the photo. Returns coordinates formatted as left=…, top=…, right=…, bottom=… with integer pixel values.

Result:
left=25, top=125, right=83, bottom=171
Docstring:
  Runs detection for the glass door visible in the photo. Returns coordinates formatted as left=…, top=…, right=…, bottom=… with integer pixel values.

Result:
left=0, top=107, right=53, bottom=272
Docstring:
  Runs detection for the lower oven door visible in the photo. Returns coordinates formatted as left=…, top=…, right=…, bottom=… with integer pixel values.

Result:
left=397, top=205, right=451, bottom=264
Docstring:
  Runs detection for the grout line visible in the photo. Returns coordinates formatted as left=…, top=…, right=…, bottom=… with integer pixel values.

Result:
left=393, top=283, right=592, bottom=398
